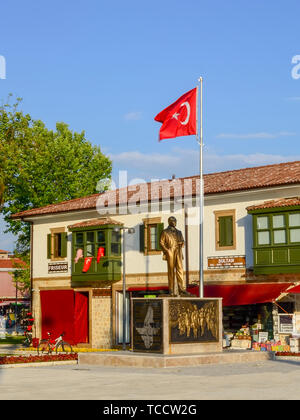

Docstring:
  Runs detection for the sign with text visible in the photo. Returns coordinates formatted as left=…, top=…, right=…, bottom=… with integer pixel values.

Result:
left=208, top=255, right=246, bottom=269
left=258, top=332, right=268, bottom=343
left=48, top=262, right=68, bottom=273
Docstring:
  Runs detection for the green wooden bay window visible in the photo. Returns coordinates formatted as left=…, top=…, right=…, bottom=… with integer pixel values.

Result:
left=248, top=207, right=300, bottom=274
left=69, top=221, right=122, bottom=282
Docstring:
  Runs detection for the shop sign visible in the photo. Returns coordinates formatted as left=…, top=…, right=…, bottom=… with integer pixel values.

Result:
left=258, top=332, right=268, bottom=343
left=208, top=255, right=246, bottom=269
left=93, top=289, right=111, bottom=297
left=278, top=314, right=294, bottom=333
left=48, top=262, right=68, bottom=273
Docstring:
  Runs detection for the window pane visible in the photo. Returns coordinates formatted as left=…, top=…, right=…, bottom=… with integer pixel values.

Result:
left=111, top=243, right=119, bottom=255
left=87, top=232, right=94, bottom=243
left=258, top=231, right=270, bottom=245
left=273, top=215, right=285, bottom=228
left=111, top=230, right=121, bottom=243
left=290, top=228, right=300, bottom=243
left=274, top=229, right=286, bottom=244
left=86, top=243, right=95, bottom=257
left=54, top=233, right=62, bottom=257
left=150, top=226, right=157, bottom=250
left=289, top=213, right=300, bottom=227
left=257, top=216, right=268, bottom=230
left=97, top=230, right=105, bottom=243
left=76, top=232, right=83, bottom=245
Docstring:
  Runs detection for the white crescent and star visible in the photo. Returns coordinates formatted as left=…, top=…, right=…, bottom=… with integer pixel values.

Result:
left=172, top=101, right=191, bottom=125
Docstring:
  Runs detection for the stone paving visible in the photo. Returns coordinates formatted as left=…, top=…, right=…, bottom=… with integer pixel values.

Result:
left=0, top=358, right=300, bottom=400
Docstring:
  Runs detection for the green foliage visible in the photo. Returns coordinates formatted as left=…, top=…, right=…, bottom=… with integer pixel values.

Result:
left=11, top=253, right=30, bottom=294
left=0, top=95, right=112, bottom=252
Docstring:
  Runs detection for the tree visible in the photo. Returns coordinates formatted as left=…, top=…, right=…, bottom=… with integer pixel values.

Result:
left=0, top=96, right=112, bottom=253
left=10, top=253, right=30, bottom=295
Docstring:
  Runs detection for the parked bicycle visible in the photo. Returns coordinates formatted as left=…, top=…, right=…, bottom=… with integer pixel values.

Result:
left=37, top=331, right=73, bottom=355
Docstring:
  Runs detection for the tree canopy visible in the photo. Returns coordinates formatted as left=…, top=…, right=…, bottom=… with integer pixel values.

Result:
left=0, top=97, right=112, bottom=253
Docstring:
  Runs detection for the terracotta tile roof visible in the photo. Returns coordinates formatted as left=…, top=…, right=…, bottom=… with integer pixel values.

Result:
left=0, top=250, right=9, bottom=254
left=11, top=160, right=300, bottom=219
left=247, top=197, right=300, bottom=212
left=68, top=217, right=123, bottom=230
left=0, top=258, right=26, bottom=269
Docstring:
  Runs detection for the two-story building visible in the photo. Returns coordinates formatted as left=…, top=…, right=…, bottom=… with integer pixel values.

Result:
left=11, top=160, right=300, bottom=348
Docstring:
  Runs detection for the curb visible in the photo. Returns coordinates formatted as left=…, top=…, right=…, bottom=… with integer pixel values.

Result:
left=0, top=360, right=78, bottom=368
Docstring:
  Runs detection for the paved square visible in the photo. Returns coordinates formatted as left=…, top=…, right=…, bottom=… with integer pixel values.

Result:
left=1, top=359, right=300, bottom=400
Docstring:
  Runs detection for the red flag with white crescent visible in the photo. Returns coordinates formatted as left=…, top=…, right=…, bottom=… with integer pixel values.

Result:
left=154, top=88, right=197, bottom=141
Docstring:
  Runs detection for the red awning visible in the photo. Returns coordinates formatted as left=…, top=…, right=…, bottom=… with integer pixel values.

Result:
left=187, top=283, right=293, bottom=306
left=283, top=285, right=300, bottom=294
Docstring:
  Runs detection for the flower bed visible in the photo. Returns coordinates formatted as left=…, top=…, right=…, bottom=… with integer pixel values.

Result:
left=19, top=347, right=119, bottom=353
left=0, top=353, right=78, bottom=365
left=275, top=352, right=300, bottom=357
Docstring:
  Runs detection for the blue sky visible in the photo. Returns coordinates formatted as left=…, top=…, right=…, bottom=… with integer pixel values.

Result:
left=1, top=0, right=300, bottom=251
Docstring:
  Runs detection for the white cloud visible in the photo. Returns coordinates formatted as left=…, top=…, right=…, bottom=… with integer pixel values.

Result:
left=123, top=111, right=142, bottom=121
left=216, top=131, right=296, bottom=139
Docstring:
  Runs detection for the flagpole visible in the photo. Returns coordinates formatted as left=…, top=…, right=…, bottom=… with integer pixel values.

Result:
left=198, top=76, right=204, bottom=298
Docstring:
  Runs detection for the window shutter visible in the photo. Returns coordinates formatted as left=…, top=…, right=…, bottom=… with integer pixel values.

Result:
left=226, top=216, right=233, bottom=246
left=139, top=224, right=145, bottom=252
left=219, top=216, right=233, bottom=247
left=47, top=234, right=52, bottom=259
left=61, top=232, right=68, bottom=258
left=156, top=223, right=164, bottom=251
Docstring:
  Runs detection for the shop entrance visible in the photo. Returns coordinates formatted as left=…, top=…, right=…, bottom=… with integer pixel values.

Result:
left=40, top=290, right=89, bottom=345
left=223, top=303, right=274, bottom=346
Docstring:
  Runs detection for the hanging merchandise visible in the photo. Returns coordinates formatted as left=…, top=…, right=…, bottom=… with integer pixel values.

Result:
left=97, top=247, right=105, bottom=263
left=74, top=248, right=83, bottom=263
left=82, top=257, right=93, bottom=273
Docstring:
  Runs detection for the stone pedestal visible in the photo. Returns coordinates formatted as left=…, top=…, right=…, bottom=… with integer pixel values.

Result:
left=131, top=297, right=223, bottom=355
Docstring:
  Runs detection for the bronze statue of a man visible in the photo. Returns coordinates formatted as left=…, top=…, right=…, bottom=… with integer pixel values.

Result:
left=159, top=216, right=188, bottom=296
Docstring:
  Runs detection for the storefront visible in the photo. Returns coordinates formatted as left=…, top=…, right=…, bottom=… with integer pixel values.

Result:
left=186, top=283, right=300, bottom=352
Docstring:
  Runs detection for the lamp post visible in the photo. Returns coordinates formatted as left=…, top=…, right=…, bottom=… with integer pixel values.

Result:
left=114, top=226, right=135, bottom=351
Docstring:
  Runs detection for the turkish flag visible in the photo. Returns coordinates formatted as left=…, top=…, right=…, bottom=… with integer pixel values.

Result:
left=82, top=257, right=93, bottom=273
left=154, top=88, right=197, bottom=140
left=97, top=247, right=105, bottom=263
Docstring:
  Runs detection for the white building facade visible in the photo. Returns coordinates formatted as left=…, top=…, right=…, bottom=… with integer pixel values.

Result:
left=12, top=161, right=300, bottom=348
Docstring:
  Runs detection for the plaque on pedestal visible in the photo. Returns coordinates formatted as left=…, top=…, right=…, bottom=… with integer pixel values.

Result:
left=131, top=297, right=222, bottom=354
left=132, top=299, right=163, bottom=353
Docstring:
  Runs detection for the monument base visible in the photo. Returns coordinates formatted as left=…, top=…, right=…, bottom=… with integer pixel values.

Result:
left=131, top=297, right=223, bottom=355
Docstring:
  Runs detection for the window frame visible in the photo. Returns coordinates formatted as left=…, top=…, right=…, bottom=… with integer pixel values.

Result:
left=73, top=228, right=121, bottom=260
left=141, top=217, right=164, bottom=255
left=214, top=210, right=236, bottom=251
left=48, top=227, right=67, bottom=261
left=253, top=211, right=300, bottom=248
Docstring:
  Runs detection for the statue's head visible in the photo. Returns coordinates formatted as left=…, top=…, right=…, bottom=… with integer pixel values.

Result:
left=168, top=216, right=177, bottom=227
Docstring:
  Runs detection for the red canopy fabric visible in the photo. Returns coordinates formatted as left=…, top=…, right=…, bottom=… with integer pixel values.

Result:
left=74, top=292, right=89, bottom=344
left=40, top=290, right=75, bottom=343
left=284, top=285, right=300, bottom=294
left=187, top=283, right=293, bottom=306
